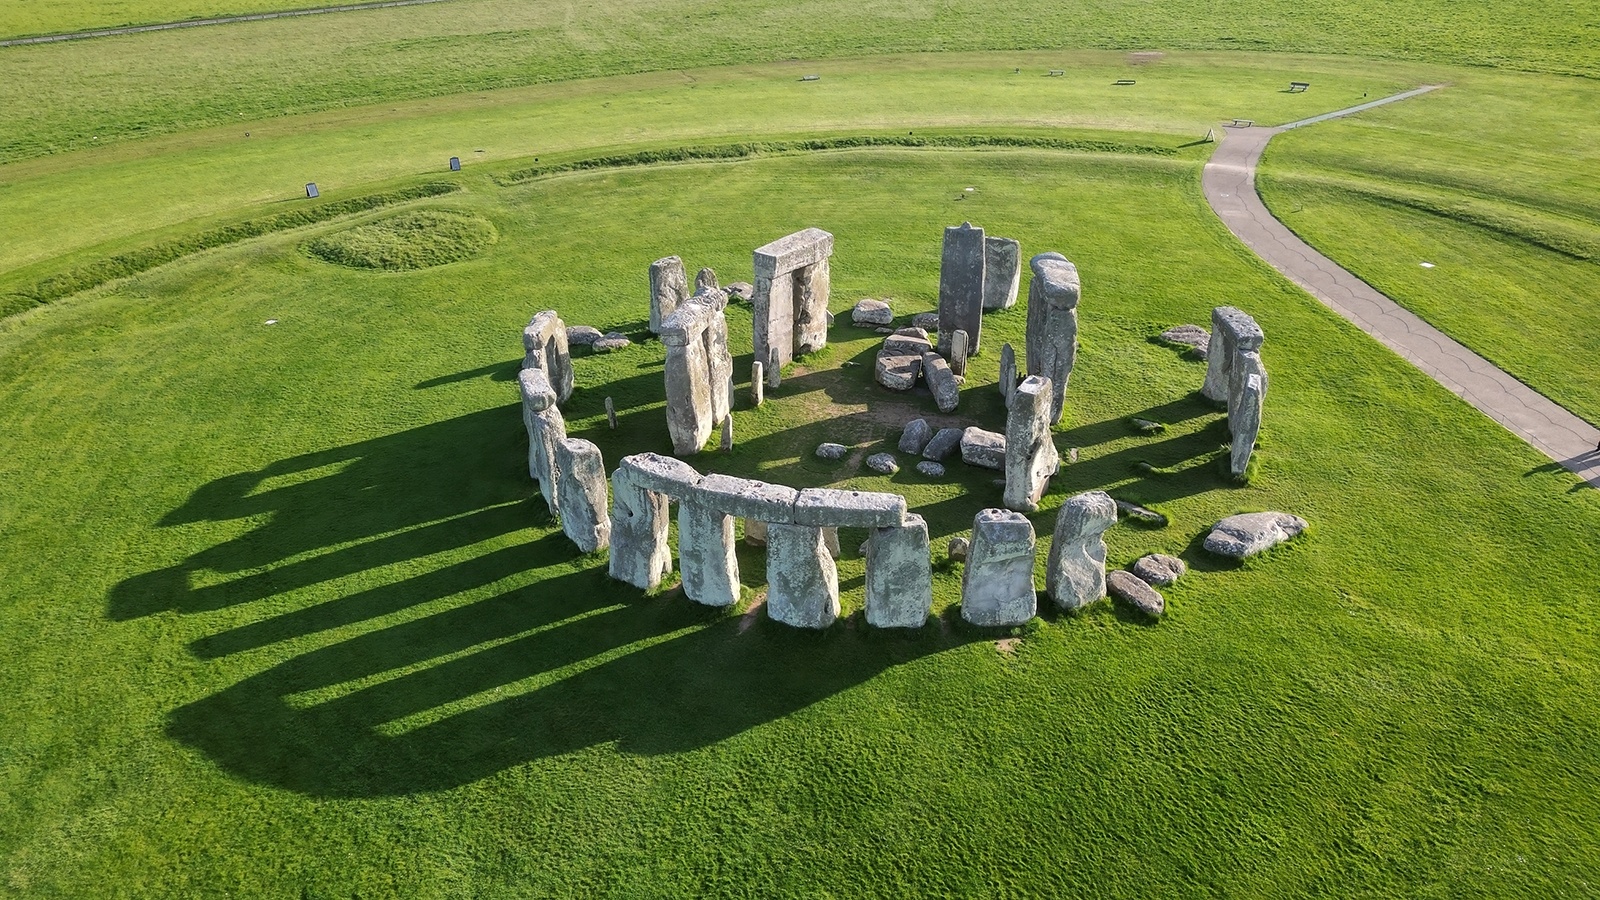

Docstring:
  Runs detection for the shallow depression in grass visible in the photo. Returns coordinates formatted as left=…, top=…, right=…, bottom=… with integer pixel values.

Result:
left=303, top=208, right=497, bottom=271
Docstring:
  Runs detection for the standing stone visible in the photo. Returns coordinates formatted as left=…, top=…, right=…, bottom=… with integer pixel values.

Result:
left=1202, top=306, right=1264, bottom=403
left=949, top=329, right=970, bottom=378
left=899, top=418, right=934, bottom=454
left=608, top=466, right=672, bottom=590
left=1003, top=375, right=1060, bottom=512
left=555, top=438, right=611, bottom=553
left=743, top=518, right=768, bottom=546
left=702, top=291, right=734, bottom=426
left=1025, top=252, right=1080, bottom=424
left=982, top=236, right=1022, bottom=310
left=695, top=267, right=719, bottom=292
left=678, top=500, right=740, bottom=607
left=998, top=342, right=1019, bottom=408
left=960, top=509, right=1037, bottom=627
left=1229, top=348, right=1268, bottom=418
left=661, top=302, right=715, bottom=455
left=938, top=222, right=986, bottom=356
left=605, top=396, right=617, bottom=429
left=522, top=310, right=574, bottom=405
left=865, top=513, right=933, bottom=629
left=649, top=256, right=689, bottom=335
left=753, top=228, right=834, bottom=387
left=822, top=526, right=841, bottom=559
left=750, top=362, right=765, bottom=406
left=1045, top=490, right=1117, bottom=612
left=518, top=368, right=567, bottom=516
left=922, top=351, right=960, bottom=413
left=1230, top=360, right=1265, bottom=478
left=766, top=524, right=840, bottom=629
left=720, top=416, right=734, bottom=452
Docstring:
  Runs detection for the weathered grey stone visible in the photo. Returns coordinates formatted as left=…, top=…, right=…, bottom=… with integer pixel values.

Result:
left=678, top=500, right=740, bottom=607
left=866, top=452, right=899, bottom=475
left=961, top=509, right=1037, bottom=626
left=695, top=473, right=799, bottom=523
left=949, top=329, right=970, bottom=378
left=792, top=488, right=907, bottom=528
left=617, top=452, right=701, bottom=498
left=1230, top=363, right=1264, bottom=479
left=743, top=518, right=768, bottom=546
left=815, top=442, right=848, bottom=461
left=1202, top=306, right=1264, bottom=403
left=883, top=326, right=932, bottom=356
left=720, top=416, right=734, bottom=452
left=960, top=427, right=1006, bottom=470
left=593, top=333, right=632, bottom=352
left=874, top=327, right=893, bottom=334
left=1203, top=512, right=1306, bottom=559
left=608, top=465, right=672, bottom=590
left=519, top=368, right=567, bottom=515
left=555, top=438, right=610, bottom=553
left=947, top=536, right=969, bottom=561
left=725, top=281, right=754, bottom=301
left=998, top=341, right=1018, bottom=409
left=649, top=256, right=688, bottom=335
left=1114, top=499, right=1168, bottom=527
left=911, top=312, right=941, bottom=333
left=1229, top=347, right=1267, bottom=418
left=766, top=524, right=839, bottom=629
left=1160, top=323, right=1209, bottom=359
left=922, top=427, right=964, bottom=461
left=922, top=351, right=960, bottom=413
left=822, top=526, right=841, bottom=559
left=853, top=299, right=893, bottom=326
left=866, top=513, right=933, bottom=628
left=899, top=419, right=933, bottom=454
left=1004, top=375, right=1060, bottom=512
left=1025, top=252, right=1080, bottom=424
left=938, top=222, right=985, bottom=355
left=695, top=267, right=719, bottom=292
left=522, top=310, right=574, bottom=405
left=1045, top=490, right=1117, bottom=612
left=750, top=362, right=765, bottom=406
left=753, top=228, right=834, bottom=386
left=982, top=236, right=1021, bottom=311
left=604, top=396, right=617, bottom=430
left=703, top=297, right=734, bottom=427
left=875, top=353, right=922, bottom=391
left=1107, top=569, right=1164, bottom=619
left=567, top=325, right=603, bottom=346
left=661, top=302, right=715, bottom=455
left=916, top=460, right=946, bottom=477
left=1131, top=553, right=1186, bottom=586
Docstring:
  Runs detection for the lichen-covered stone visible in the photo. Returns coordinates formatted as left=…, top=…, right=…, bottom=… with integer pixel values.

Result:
left=852, top=298, right=893, bottom=326
left=555, top=438, right=610, bottom=553
left=912, top=312, right=941, bottom=333
left=1045, top=490, right=1117, bottom=612
left=866, top=452, right=899, bottom=475
left=519, top=368, right=567, bottom=515
left=696, top=473, right=799, bottom=523
left=938, top=222, right=985, bottom=356
left=567, top=325, right=603, bottom=346
left=792, top=488, right=906, bottom=528
left=946, top=536, right=969, bottom=562
left=916, top=460, right=946, bottom=478
left=1202, top=306, right=1264, bottom=403
left=1003, top=375, right=1060, bottom=512
left=1107, top=569, right=1164, bottom=619
left=608, top=466, right=672, bottom=590
left=866, top=514, right=932, bottom=629
left=695, top=267, right=719, bottom=292
left=922, top=351, right=960, bottom=413
left=815, top=442, right=848, bottom=461
left=1025, top=252, right=1080, bottom=424
left=766, top=524, right=839, bottom=629
left=678, top=500, right=739, bottom=607
left=649, top=256, right=688, bottom=335
left=982, top=236, right=1021, bottom=311
left=899, top=418, right=934, bottom=454
left=1230, top=361, right=1265, bottom=478
left=522, top=309, right=574, bottom=405
left=922, top=427, right=964, bottom=461
left=617, top=452, right=701, bottom=498
left=1160, top=323, right=1209, bottom=359
left=960, top=427, right=1006, bottom=470
left=1131, top=553, right=1186, bottom=586
left=1203, top=512, right=1306, bottom=559
left=960, top=509, right=1036, bottom=626
left=875, top=353, right=922, bottom=391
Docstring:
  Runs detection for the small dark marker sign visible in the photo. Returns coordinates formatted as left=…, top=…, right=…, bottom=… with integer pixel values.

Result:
left=305, top=183, right=319, bottom=199
left=449, top=157, right=461, bottom=171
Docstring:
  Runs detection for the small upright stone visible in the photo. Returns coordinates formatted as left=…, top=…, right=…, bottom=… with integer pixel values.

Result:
left=1045, top=490, right=1117, bottom=612
left=720, top=416, right=734, bottom=451
left=1107, top=570, right=1164, bottom=619
left=649, top=256, right=688, bottom=335
left=960, top=509, right=1037, bottom=626
left=998, top=342, right=1019, bottom=408
left=605, top=396, right=617, bottom=429
left=949, top=329, right=970, bottom=378
left=946, top=536, right=969, bottom=562
left=866, top=453, right=899, bottom=475
left=751, top=362, right=765, bottom=406
left=899, top=419, right=934, bottom=454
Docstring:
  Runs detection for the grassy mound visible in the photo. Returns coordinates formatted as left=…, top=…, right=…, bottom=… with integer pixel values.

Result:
left=303, top=209, right=496, bottom=271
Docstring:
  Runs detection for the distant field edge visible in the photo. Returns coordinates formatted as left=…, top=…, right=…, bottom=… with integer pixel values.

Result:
left=0, top=0, right=451, bottom=44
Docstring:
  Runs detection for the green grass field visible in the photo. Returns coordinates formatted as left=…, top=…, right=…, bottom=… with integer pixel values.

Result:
left=3, top=0, right=1599, bottom=894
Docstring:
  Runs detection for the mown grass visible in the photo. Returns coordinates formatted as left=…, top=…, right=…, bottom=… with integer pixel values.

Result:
left=304, top=208, right=496, bottom=271
left=1, top=149, right=1595, bottom=896
left=0, top=0, right=1595, bottom=159
left=3, top=0, right=358, bottom=39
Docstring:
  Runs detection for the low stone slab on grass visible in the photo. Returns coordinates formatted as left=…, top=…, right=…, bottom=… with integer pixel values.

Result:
left=1203, top=512, right=1307, bottom=559
left=1108, top=569, right=1163, bottom=619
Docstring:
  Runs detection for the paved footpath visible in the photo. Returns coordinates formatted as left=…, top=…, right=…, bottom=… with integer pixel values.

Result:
left=1204, top=88, right=1600, bottom=488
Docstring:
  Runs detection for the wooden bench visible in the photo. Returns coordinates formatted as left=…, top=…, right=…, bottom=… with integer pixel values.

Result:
left=1288, top=81, right=1309, bottom=92
left=1047, top=69, right=1064, bottom=76
left=1114, top=79, right=1136, bottom=86
left=1229, top=118, right=1254, bottom=127
left=800, top=74, right=820, bottom=82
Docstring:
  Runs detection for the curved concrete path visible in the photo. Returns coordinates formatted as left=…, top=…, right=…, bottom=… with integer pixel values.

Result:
left=0, top=0, right=451, bottom=46
left=1204, top=90, right=1600, bottom=488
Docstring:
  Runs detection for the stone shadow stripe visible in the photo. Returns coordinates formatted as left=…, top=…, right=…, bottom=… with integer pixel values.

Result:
left=0, top=0, right=453, bottom=46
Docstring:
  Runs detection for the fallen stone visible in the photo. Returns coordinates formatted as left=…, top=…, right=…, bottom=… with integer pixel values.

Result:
left=922, top=427, right=964, bottom=461
left=947, top=536, right=969, bottom=562
left=1130, top=417, right=1165, bottom=433
left=875, top=326, right=894, bottom=334
left=566, top=325, right=603, bottom=346
left=1107, top=569, right=1164, bottom=619
left=1160, top=323, right=1209, bottom=359
left=725, top=281, right=754, bottom=301
left=1203, top=512, right=1306, bottom=559
left=922, top=351, right=961, bottom=413
left=815, top=442, right=848, bottom=461
left=883, top=327, right=933, bottom=356
left=866, top=514, right=933, bottom=628
left=593, top=332, right=632, bottom=352
left=866, top=452, right=899, bottom=475
left=912, top=312, right=941, bottom=333
left=875, top=353, right=922, bottom=390
left=1045, top=490, right=1117, bottom=612
left=1114, top=499, right=1168, bottom=527
left=916, top=460, right=946, bottom=478
left=960, top=427, right=1006, bottom=470
left=899, top=418, right=934, bottom=454
left=1131, top=553, right=1186, bottom=586
left=792, top=487, right=907, bottom=528
left=960, top=508, right=1036, bottom=626
left=852, top=298, right=894, bottom=326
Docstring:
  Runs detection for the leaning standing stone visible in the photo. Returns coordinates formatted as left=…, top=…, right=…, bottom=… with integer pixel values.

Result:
left=555, top=438, right=611, bottom=553
left=1003, top=375, right=1060, bottom=512
left=960, top=508, right=1037, bottom=626
left=1045, top=490, right=1117, bottom=612
left=766, top=524, right=840, bottom=629
left=649, top=256, right=688, bottom=335
left=865, top=513, right=932, bottom=628
left=1024, top=252, right=1080, bottom=424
